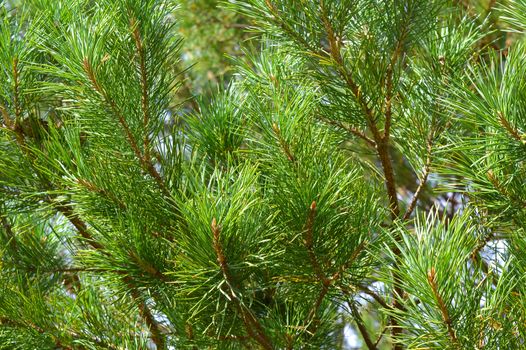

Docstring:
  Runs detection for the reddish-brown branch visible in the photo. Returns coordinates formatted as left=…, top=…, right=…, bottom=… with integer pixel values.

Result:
left=318, top=1, right=381, bottom=143
left=211, top=218, right=273, bottom=350
left=427, top=267, right=458, bottom=344
left=129, top=250, right=167, bottom=281
left=374, top=325, right=389, bottom=347
left=83, top=58, right=142, bottom=159
left=56, top=204, right=167, bottom=347
left=5, top=61, right=166, bottom=348
left=376, top=139, right=400, bottom=219
left=318, top=3, right=400, bottom=220
left=77, top=178, right=127, bottom=210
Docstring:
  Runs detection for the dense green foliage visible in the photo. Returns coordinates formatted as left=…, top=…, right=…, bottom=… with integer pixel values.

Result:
left=1, top=0, right=526, bottom=349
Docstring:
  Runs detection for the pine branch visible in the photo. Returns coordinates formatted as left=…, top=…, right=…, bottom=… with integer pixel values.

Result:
left=55, top=200, right=168, bottom=347
left=318, top=116, right=375, bottom=147
left=0, top=317, right=74, bottom=350
left=318, top=3, right=400, bottom=220
left=129, top=250, right=167, bottom=281
left=357, top=285, right=392, bottom=311
left=82, top=58, right=171, bottom=198
left=263, top=0, right=323, bottom=56
left=376, top=139, right=400, bottom=219
left=471, top=231, right=494, bottom=261
left=1, top=315, right=126, bottom=350
left=427, top=267, right=459, bottom=345
left=303, top=203, right=371, bottom=338
left=403, top=137, right=433, bottom=220
left=0, top=211, right=19, bottom=252
left=302, top=201, right=335, bottom=336
left=303, top=201, right=330, bottom=287
left=130, top=17, right=152, bottom=160
left=350, top=303, right=377, bottom=350
left=498, top=111, right=525, bottom=144
left=316, top=0, right=382, bottom=144
left=58, top=206, right=168, bottom=348
left=126, top=280, right=166, bottom=350
left=77, top=178, right=127, bottom=210
left=0, top=102, right=13, bottom=129
left=54, top=202, right=105, bottom=250
left=383, top=21, right=408, bottom=141
left=272, top=123, right=295, bottom=162
left=211, top=218, right=273, bottom=350
left=374, top=325, right=389, bottom=347
left=12, top=57, right=21, bottom=123
left=4, top=43, right=176, bottom=350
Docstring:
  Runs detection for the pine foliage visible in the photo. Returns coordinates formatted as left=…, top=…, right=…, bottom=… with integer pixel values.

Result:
left=1, top=0, right=526, bottom=349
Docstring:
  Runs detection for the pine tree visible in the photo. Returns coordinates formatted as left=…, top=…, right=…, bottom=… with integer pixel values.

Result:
left=1, top=0, right=526, bottom=349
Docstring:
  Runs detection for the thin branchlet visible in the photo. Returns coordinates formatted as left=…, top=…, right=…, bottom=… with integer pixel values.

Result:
left=272, top=123, right=295, bottom=162
left=403, top=137, right=433, bottom=220
left=82, top=58, right=171, bottom=198
left=427, top=267, right=459, bottom=345
left=211, top=218, right=273, bottom=350
left=498, top=111, right=525, bottom=143
left=130, top=17, right=152, bottom=159
left=350, top=303, right=378, bottom=350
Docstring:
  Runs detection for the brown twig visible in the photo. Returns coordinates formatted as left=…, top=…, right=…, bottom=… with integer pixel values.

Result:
left=77, top=178, right=127, bottom=210
left=376, top=139, right=401, bottom=219
left=319, top=116, right=375, bottom=147
left=403, top=138, right=432, bottom=220
left=129, top=250, right=167, bottom=281
left=471, top=230, right=494, bottom=262
left=126, top=278, right=166, bottom=349
left=427, top=267, right=458, bottom=344
left=211, top=218, right=273, bottom=350
left=357, top=285, right=392, bottom=311
left=374, top=325, right=389, bottom=347
left=54, top=203, right=105, bottom=250
left=498, top=111, right=524, bottom=143
left=383, top=3, right=411, bottom=141
left=318, top=0, right=401, bottom=221
left=350, top=303, right=377, bottom=350
left=272, top=123, right=295, bottom=162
